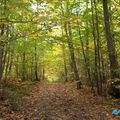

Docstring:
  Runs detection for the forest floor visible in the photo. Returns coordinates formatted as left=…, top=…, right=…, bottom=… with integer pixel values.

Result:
left=0, top=82, right=120, bottom=120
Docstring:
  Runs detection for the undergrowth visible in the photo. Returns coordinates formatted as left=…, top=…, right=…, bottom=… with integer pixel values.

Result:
left=0, top=80, right=39, bottom=111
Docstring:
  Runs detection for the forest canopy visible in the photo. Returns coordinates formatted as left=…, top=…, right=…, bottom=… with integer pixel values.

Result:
left=0, top=0, right=120, bottom=95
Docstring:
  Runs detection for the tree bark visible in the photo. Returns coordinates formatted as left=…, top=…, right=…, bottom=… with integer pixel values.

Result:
left=34, top=39, right=39, bottom=81
left=102, top=0, right=119, bottom=79
left=0, top=41, right=4, bottom=81
left=62, top=44, right=68, bottom=82
left=22, top=52, right=26, bottom=81
left=93, top=0, right=103, bottom=95
left=66, top=23, right=82, bottom=89
left=60, top=2, right=82, bottom=88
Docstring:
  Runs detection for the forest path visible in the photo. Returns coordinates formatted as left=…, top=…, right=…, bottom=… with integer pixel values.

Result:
left=16, top=82, right=117, bottom=120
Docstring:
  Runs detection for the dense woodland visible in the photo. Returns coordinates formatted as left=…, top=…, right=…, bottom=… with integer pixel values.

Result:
left=1, top=0, right=120, bottom=93
left=0, top=1, right=120, bottom=118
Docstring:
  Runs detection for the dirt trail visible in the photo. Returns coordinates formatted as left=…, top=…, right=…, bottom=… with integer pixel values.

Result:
left=18, top=82, right=116, bottom=120
left=1, top=82, right=119, bottom=120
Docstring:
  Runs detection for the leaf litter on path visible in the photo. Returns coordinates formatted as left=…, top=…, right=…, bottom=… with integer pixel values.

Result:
left=0, top=82, right=120, bottom=120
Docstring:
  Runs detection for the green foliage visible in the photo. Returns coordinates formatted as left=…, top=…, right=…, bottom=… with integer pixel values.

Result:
left=0, top=0, right=120, bottom=94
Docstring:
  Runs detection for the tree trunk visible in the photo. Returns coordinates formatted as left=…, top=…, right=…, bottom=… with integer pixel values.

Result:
left=22, top=52, right=26, bottom=81
left=0, top=17, right=4, bottom=82
left=60, top=2, right=82, bottom=88
left=102, top=0, right=119, bottom=79
left=66, top=23, right=82, bottom=89
left=0, top=41, right=4, bottom=81
left=62, top=44, right=68, bottom=82
left=91, top=0, right=100, bottom=93
left=34, top=39, right=39, bottom=81
left=93, top=0, right=103, bottom=95
left=42, top=68, right=45, bottom=80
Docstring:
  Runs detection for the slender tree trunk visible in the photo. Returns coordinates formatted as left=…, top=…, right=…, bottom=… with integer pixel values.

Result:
left=102, top=0, right=119, bottom=79
left=91, top=0, right=100, bottom=94
left=61, top=23, right=68, bottom=82
left=0, top=26, right=4, bottom=81
left=0, top=0, right=8, bottom=82
left=77, top=26, right=87, bottom=78
left=65, top=23, right=82, bottom=89
left=4, top=52, right=10, bottom=81
left=42, top=68, right=45, bottom=80
left=31, top=61, right=34, bottom=80
left=22, top=52, right=26, bottom=80
left=62, top=44, right=68, bottom=82
left=93, top=0, right=103, bottom=95
left=74, top=0, right=92, bottom=86
left=15, top=55, right=19, bottom=78
left=0, top=41, right=4, bottom=81
left=7, top=46, right=14, bottom=78
left=60, top=2, right=81, bottom=87
left=34, top=39, right=39, bottom=81
left=85, top=0, right=91, bottom=83
left=4, top=26, right=10, bottom=81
